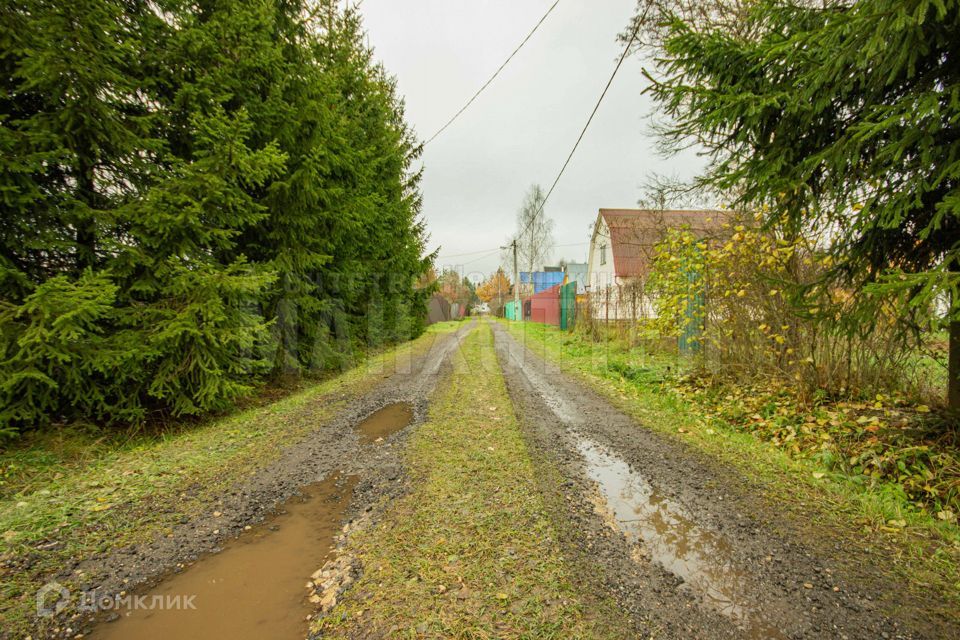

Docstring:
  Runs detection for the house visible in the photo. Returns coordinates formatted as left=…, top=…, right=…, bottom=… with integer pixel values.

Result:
left=563, top=262, right=588, bottom=294
left=586, top=208, right=727, bottom=321
left=519, top=270, right=565, bottom=294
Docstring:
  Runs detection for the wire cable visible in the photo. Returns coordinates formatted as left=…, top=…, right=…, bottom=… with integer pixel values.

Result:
left=514, top=16, right=642, bottom=245
left=423, top=0, right=561, bottom=146
left=436, top=247, right=504, bottom=267
left=459, top=248, right=506, bottom=266
left=435, top=246, right=502, bottom=259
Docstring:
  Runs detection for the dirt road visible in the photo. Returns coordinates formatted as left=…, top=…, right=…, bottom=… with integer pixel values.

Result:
left=20, top=320, right=955, bottom=639
left=492, top=322, right=945, bottom=640
left=23, top=323, right=472, bottom=640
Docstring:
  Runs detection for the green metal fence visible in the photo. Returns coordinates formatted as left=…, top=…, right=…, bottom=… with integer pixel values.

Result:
left=678, top=248, right=704, bottom=355
left=559, top=281, right=577, bottom=330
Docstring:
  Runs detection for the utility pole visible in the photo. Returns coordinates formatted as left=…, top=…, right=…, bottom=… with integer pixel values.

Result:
left=500, top=240, right=522, bottom=322
left=513, top=240, right=521, bottom=323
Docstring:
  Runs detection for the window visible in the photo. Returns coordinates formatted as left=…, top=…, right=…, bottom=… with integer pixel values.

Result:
left=600, top=243, right=607, bottom=265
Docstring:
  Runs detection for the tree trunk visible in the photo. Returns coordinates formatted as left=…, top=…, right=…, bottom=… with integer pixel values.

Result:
left=950, top=319, right=960, bottom=410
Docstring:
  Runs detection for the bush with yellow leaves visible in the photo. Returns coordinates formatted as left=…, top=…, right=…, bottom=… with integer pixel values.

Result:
left=647, top=216, right=933, bottom=402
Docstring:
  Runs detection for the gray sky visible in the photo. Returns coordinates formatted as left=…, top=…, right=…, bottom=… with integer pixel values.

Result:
left=361, top=0, right=705, bottom=280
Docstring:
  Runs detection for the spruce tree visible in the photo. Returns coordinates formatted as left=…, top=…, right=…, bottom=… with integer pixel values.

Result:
left=642, top=0, right=960, bottom=408
left=0, top=0, right=430, bottom=436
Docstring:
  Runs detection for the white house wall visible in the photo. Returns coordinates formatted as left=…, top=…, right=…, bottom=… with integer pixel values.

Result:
left=586, top=214, right=657, bottom=321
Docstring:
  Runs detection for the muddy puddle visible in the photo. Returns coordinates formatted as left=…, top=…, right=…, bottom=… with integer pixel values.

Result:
left=91, top=474, right=356, bottom=640
left=357, top=402, right=413, bottom=443
left=576, top=437, right=787, bottom=640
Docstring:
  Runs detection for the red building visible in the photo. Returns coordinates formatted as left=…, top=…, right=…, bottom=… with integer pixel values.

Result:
left=525, top=283, right=561, bottom=326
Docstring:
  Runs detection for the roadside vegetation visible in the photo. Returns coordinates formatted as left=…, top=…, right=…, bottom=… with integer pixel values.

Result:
left=0, top=0, right=430, bottom=440
left=0, top=323, right=458, bottom=636
left=316, top=324, right=627, bottom=639
left=643, top=222, right=959, bottom=516
left=528, top=0, right=960, bottom=611
left=502, top=319, right=960, bottom=615
left=629, top=0, right=959, bottom=404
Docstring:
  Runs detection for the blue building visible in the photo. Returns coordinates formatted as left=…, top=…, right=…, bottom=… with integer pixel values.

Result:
left=519, top=271, right=565, bottom=294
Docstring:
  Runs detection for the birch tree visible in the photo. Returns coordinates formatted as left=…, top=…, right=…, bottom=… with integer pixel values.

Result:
left=513, top=184, right=555, bottom=279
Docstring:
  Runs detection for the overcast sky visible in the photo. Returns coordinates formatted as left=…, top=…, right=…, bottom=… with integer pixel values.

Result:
left=361, top=0, right=705, bottom=280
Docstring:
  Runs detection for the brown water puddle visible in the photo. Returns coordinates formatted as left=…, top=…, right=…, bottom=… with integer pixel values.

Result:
left=576, top=438, right=787, bottom=640
left=358, top=402, right=413, bottom=443
left=91, top=474, right=357, bottom=640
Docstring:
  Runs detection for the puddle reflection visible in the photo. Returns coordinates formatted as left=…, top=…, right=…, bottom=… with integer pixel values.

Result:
left=358, top=402, right=413, bottom=443
left=576, top=438, right=786, bottom=640
left=91, top=475, right=357, bottom=640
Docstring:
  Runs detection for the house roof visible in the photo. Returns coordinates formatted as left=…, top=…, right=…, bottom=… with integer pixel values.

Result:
left=597, top=208, right=728, bottom=278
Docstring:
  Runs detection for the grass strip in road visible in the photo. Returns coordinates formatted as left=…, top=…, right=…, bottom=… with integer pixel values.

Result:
left=501, top=319, right=960, bottom=621
left=316, top=323, right=626, bottom=639
left=0, top=322, right=461, bottom=635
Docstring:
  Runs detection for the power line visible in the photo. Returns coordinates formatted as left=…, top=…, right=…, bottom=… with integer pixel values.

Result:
left=514, top=17, right=642, bottom=245
left=435, top=246, right=502, bottom=259
left=459, top=248, right=504, bottom=266
left=423, top=0, right=561, bottom=146
left=435, top=241, right=587, bottom=261
left=436, top=247, right=503, bottom=267
left=435, top=240, right=588, bottom=264
left=434, top=12, right=641, bottom=268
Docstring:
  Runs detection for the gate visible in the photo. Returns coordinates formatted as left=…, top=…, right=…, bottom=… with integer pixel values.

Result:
left=559, top=281, right=577, bottom=330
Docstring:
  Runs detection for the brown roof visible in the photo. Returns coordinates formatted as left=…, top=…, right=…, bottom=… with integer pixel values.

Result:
left=597, top=208, right=729, bottom=278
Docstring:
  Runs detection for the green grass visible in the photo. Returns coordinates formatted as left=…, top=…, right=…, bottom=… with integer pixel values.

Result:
left=0, top=322, right=460, bottom=635
left=315, top=323, right=628, bottom=639
left=501, top=319, right=960, bottom=621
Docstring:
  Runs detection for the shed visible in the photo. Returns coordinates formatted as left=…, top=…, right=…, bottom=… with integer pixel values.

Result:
left=426, top=294, right=450, bottom=324
left=528, top=284, right=561, bottom=326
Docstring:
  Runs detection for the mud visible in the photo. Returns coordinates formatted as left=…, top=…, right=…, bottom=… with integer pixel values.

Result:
left=31, top=322, right=474, bottom=639
left=26, top=318, right=954, bottom=639
left=492, top=322, right=952, bottom=640
left=577, top=437, right=787, bottom=640
left=357, top=403, right=414, bottom=443
left=90, top=475, right=357, bottom=640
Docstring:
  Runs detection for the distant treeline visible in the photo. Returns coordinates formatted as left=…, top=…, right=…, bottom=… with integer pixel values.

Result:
left=0, top=0, right=431, bottom=437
